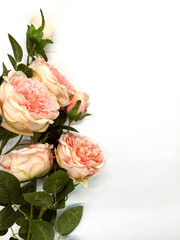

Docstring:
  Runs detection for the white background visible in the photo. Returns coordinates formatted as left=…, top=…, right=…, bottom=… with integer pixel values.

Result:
left=0, top=0, right=180, bottom=239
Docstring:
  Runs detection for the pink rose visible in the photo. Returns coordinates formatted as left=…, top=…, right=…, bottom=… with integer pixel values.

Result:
left=30, top=11, right=54, bottom=39
left=55, top=133, right=104, bottom=187
left=67, top=91, right=90, bottom=116
left=0, top=71, right=59, bottom=136
left=0, top=143, right=54, bottom=181
left=29, top=57, right=74, bottom=107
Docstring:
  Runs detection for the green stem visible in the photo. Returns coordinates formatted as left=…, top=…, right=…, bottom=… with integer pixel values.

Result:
left=13, top=203, right=30, bottom=221
left=5, top=135, right=23, bottom=154
left=27, top=204, right=33, bottom=240
left=38, top=206, right=47, bottom=219
left=58, top=235, right=61, bottom=240
left=10, top=227, right=19, bottom=239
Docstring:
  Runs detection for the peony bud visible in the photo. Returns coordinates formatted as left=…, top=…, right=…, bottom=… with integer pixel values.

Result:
left=67, top=91, right=90, bottom=116
left=30, top=11, right=54, bottom=39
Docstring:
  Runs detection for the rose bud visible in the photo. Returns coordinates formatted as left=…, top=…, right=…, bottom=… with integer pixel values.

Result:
left=55, top=133, right=104, bottom=188
left=29, top=57, right=74, bottom=107
left=0, top=71, right=59, bottom=136
left=30, top=11, right=54, bottom=39
left=0, top=143, right=53, bottom=181
left=67, top=90, right=90, bottom=116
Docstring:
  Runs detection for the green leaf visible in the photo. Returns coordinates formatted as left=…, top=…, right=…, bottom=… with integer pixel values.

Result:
left=0, top=75, right=4, bottom=85
left=56, top=206, right=83, bottom=236
left=16, top=216, right=29, bottom=227
left=7, top=54, right=17, bottom=70
left=30, top=219, right=54, bottom=240
left=2, top=62, right=8, bottom=76
left=0, top=206, right=18, bottom=230
left=19, top=226, right=28, bottom=240
left=67, top=101, right=91, bottom=122
left=56, top=178, right=74, bottom=202
left=21, top=180, right=37, bottom=194
left=31, top=132, right=41, bottom=144
left=53, top=198, right=65, bottom=210
left=0, top=229, right=8, bottom=236
left=0, top=127, right=18, bottom=141
left=53, top=110, right=67, bottom=126
left=67, top=100, right=81, bottom=120
left=58, top=125, right=78, bottom=133
left=0, top=116, right=2, bottom=125
left=8, top=34, right=23, bottom=62
left=43, top=170, right=69, bottom=195
left=0, top=170, right=22, bottom=204
left=10, top=238, right=17, bottom=240
left=42, top=209, right=57, bottom=226
left=23, top=192, right=53, bottom=207
left=17, top=64, right=33, bottom=78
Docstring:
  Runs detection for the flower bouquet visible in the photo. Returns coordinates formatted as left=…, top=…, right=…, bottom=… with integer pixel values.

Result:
left=0, top=10, right=104, bottom=240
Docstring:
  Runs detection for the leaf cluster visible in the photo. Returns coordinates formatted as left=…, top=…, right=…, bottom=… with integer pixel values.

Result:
left=0, top=169, right=83, bottom=239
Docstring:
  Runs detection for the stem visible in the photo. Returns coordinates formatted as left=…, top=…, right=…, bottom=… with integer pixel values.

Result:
left=5, top=135, right=23, bottom=154
left=58, top=235, right=61, bottom=240
left=13, top=203, right=30, bottom=221
left=27, top=204, right=33, bottom=240
left=38, top=206, right=47, bottom=219
left=11, top=227, right=19, bottom=239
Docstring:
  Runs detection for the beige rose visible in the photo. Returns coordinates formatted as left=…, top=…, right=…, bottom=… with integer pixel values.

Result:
left=0, top=71, right=59, bottom=136
left=56, top=133, right=104, bottom=187
left=29, top=57, right=74, bottom=107
left=0, top=143, right=53, bottom=181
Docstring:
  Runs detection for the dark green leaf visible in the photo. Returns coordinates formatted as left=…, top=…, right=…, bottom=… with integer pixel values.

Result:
left=40, top=9, right=45, bottom=30
left=0, top=170, right=22, bottom=204
left=53, top=110, right=67, bottom=126
left=0, top=229, right=8, bottom=236
left=21, top=180, right=37, bottom=194
left=43, top=170, right=69, bottom=195
left=2, top=62, right=8, bottom=76
left=0, top=127, right=18, bottom=141
left=8, top=34, right=23, bottom=62
left=53, top=198, right=65, bottom=210
left=0, top=75, right=4, bottom=85
left=67, top=100, right=81, bottom=120
left=7, top=54, right=17, bottom=70
left=10, top=238, right=17, bottom=240
left=31, top=132, right=41, bottom=144
left=16, top=217, right=29, bottom=227
left=0, top=116, right=2, bottom=125
left=30, top=219, right=54, bottom=240
left=23, top=192, right=53, bottom=207
left=0, top=206, right=18, bottom=230
left=56, top=206, right=83, bottom=236
left=17, top=64, right=33, bottom=78
left=58, top=125, right=78, bottom=133
left=42, top=209, right=57, bottom=226
left=79, top=112, right=91, bottom=120
left=57, top=178, right=74, bottom=202
left=19, top=226, right=28, bottom=240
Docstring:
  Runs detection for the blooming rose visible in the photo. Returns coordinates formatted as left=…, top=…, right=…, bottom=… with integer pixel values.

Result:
left=0, top=143, right=53, bottom=181
left=29, top=57, right=74, bottom=107
left=0, top=71, right=59, bottom=136
left=67, top=90, right=89, bottom=116
left=55, top=133, right=104, bottom=187
left=30, top=11, right=54, bottom=39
